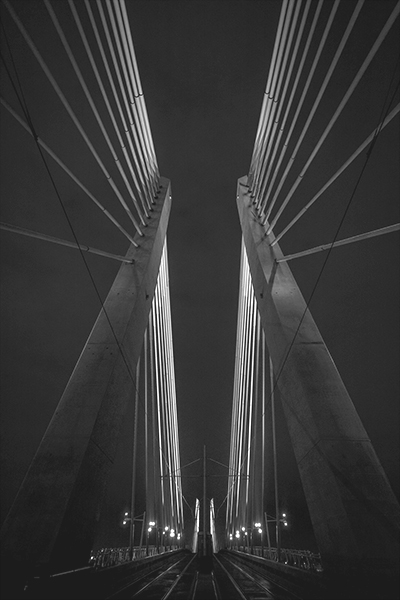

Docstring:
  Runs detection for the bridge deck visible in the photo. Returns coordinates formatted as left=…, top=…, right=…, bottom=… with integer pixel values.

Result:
left=16, top=549, right=398, bottom=600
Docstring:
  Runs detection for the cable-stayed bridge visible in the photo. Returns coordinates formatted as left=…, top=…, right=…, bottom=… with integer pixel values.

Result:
left=0, top=1, right=399, bottom=599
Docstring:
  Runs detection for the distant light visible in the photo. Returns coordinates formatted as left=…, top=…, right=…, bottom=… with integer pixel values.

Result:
left=284, top=522, right=288, bottom=527
left=124, top=512, right=129, bottom=516
left=170, top=532, right=175, bottom=537
left=254, top=522, right=261, bottom=528
left=177, top=533, right=181, bottom=539
left=245, top=532, right=248, bottom=536
left=235, top=532, right=240, bottom=538
left=258, top=528, right=262, bottom=534
left=165, top=526, right=169, bottom=531
left=229, top=534, right=233, bottom=539
left=149, top=521, right=156, bottom=527
left=282, top=513, right=286, bottom=517
left=122, top=520, right=127, bottom=525
left=241, top=527, right=245, bottom=532
left=148, top=527, right=152, bottom=532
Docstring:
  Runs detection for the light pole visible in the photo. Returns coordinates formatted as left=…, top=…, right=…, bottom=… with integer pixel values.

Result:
left=163, top=526, right=169, bottom=550
left=122, top=511, right=135, bottom=559
left=146, top=521, right=156, bottom=556
left=264, top=512, right=288, bottom=561
left=170, top=528, right=176, bottom=550
left=122, top=511, right=148, bottom=559
left=254, top=522, right=263, bottom=556
left=157, top=527, right=161, bottom=553
left=241, top=526, right=246, bottom=551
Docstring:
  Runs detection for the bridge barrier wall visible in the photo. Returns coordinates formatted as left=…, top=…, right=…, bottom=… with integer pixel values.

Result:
left=228, top=544, right=322, bottom=572
left=90, top=544, right=182, bottom=568
left=222, top=549, right=400, bottom=600
left=222, top=549, right=324, bottom=587
left=24, top=549, right=189, bottom=600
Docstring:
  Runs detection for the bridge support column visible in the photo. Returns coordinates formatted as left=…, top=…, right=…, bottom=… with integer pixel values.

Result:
left=0, top=179, right=171, bottom=587
left=237, top=176, right=400, bottom=577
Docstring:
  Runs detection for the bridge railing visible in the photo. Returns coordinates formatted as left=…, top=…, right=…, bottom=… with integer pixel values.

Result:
left=89, top=544, right=181, bottom=569
left=229, top=545, right=323, bottom=573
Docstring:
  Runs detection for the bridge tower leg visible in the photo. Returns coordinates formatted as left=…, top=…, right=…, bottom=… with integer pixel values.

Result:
left=0, top=179, right=171, bottom=585
left=237, top=176, right=400, bottom=578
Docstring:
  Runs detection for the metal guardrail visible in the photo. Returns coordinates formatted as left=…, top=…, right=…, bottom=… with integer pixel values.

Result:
left=91, top=544, right=322, bottom=573
left=230, top=545, right=323, bottom=573
left=89, top=545, right=181, bottom=569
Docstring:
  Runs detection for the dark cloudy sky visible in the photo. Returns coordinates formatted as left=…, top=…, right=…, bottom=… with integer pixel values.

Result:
left=0, top=0, right=399, bottom=551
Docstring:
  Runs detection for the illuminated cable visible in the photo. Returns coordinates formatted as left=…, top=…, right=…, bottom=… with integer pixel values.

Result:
left=262, top=0, right=339, bottom=223
left=112, top=0, right=157, bottom=192
left=160, top=250, right=178, bottom=524
left=95, top=0, right=154, bottom=206
left=259, top=0, right=323, bottom=212
left=161, top=246, right=184, bottom=529
left=252, top=0, right=298, bottom=202
left=149, top=310, right=162, bottom=528
left=83, top=0, right=151, bottom=211
left=255, top=0, right=311, bottom=211
left=118, top=0, right=160, bottom=179
left=249, top=0, right=289, bottom=183
left=0, top=222, right=133, bottom=263
left=144, top=328, right=150, bottom=521
left=236, top=254, right=252, bottom=524
left=244, top=290, right=257, bottom=515
left=262, top=0, right=363, bottom=219
left=227, top=242, right=246, bottom=531
left=3, top=0, right=143, bottom=236
left=151, top=294, right=166, bottom=513
left=44, top=0, right=146, bottom=229
left=272, top=104, right=400, bottom=244
left=0, top=97, right=138, bottom=247
left=251, top=0, right=294, bottom=194
left=68, top=0, right=150, bottom=219
left=265, top=2, right=400, bottom=233
left=104, top=0, right=156, bottom=199
left=233, top=256, right=248, bottom=523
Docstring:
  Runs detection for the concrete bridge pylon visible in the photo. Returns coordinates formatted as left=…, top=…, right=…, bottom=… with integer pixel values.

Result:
left=237, top=176, right=400, bottom=578
left=0, top=179, right=171, bottom=584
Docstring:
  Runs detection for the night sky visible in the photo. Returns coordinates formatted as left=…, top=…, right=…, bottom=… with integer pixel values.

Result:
left=0, top=0, right=399, bottom=552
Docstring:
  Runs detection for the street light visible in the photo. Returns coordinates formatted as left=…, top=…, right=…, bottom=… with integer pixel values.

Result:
left=146, top=521, right=156, bottom=556
left=253, top=522, right=264, bottom=556
left=251, top=522, right=262, bottom=555
left=122, top=511, right=137, bottom=559
left=263, top=512, right=289, bottom=561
